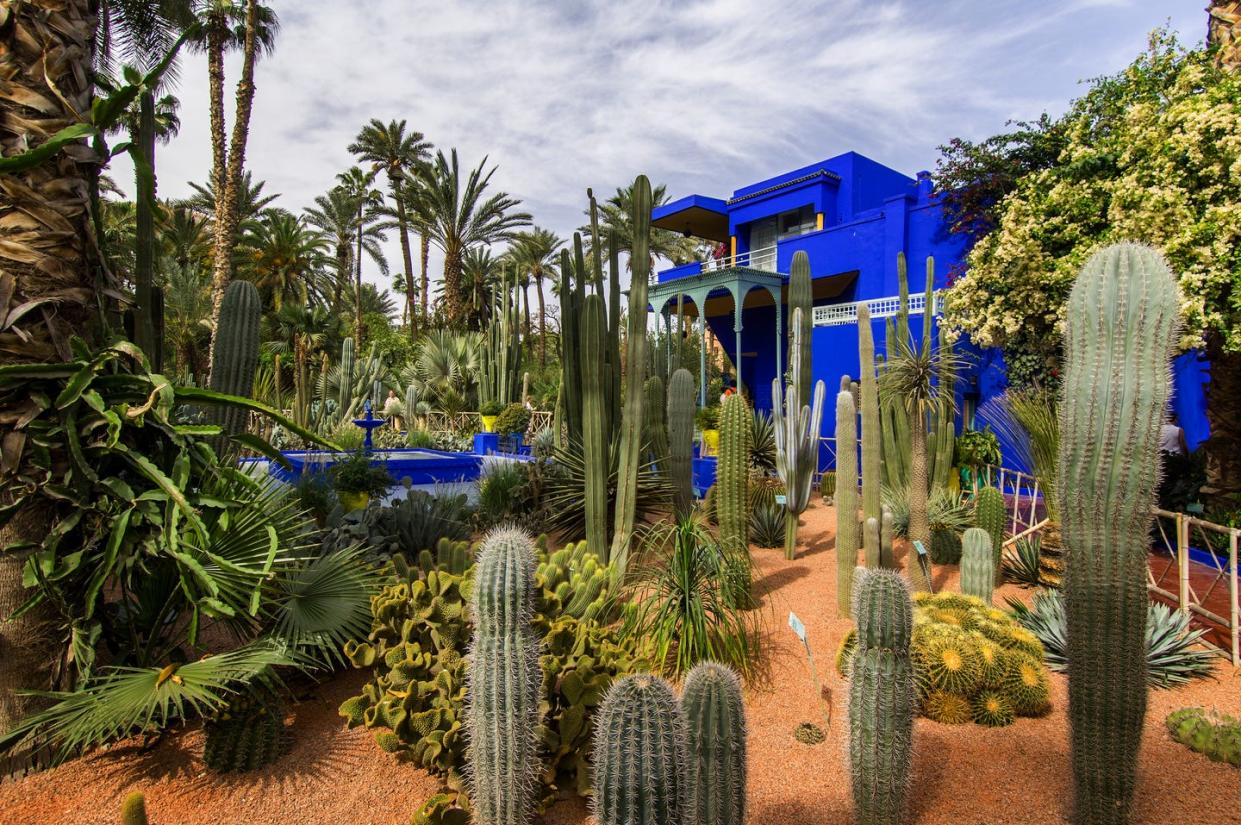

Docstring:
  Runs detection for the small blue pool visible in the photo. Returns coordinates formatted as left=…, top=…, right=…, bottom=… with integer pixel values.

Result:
left=270, top=448, right=487, bottom=487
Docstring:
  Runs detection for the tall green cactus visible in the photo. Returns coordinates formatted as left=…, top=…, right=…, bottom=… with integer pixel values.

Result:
left=1058, top=243, right=1179, bottom=825
left=928, top=327, right=957, bottom=490
left=773, top=307, right=826, bottom=559
left=960, top=527, right=995, bottom=604
left=848, top=568, right=915, bottom=825
left=339, top=336, right=355, bottom=415
left=864, top=516, right=880, bottom=570
left=467, top=527, right=541, bottom=825
left=973, top=486, right=1006, bottom=568
left=880, top=507, right=895, bottom=569
left=611, top=176, right=652, bottom=570
left=836, top=389, right=859, bottom=613
left=643, top=375, right=669, bottom=469
left=208, top=280, right=261, bottom=439
left=668, top=368, right=696, bottom=519
left=682, top=662, right=747, bottom=825
left=858, top=303, right=882, bottom=523
left=593, top=674, right=689, bottom=825
left=121, top=792, right=149, bottom=825
left=581, top=294, right=609, bottom=560
left=404, top=382, right=418, bottom=424
left=788, top=250, right=813, bottom=404
left=717, top=394, right=751, bottom=555
left=559, top=247, right=582, bottom=443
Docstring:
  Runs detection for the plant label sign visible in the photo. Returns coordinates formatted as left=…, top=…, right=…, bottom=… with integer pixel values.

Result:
left=788, top=611, right=807, bottom=642
left=913, top=539, right=928, bottom=557
left=775, top=494, right=787, bottom=506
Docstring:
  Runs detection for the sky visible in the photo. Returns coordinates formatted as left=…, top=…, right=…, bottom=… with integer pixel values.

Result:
left=115, top=0, right=1210, bottom=301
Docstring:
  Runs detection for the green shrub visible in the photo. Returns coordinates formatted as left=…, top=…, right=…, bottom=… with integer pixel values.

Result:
left=695, top=405, right=720, bottom=430
left=479, top=400, right=505, bottom=416
left=954, top=427, right=1002, bottom=468
left=493, top=402, right=532, bottom=435
left=476, top=459, right=531, bottom=528
left=749, top=502, right=786, bottom=548
left=330, top=450, right=395, bottom=496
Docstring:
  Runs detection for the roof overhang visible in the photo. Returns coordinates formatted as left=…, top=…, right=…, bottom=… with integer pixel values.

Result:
left=651, top=195, right=729, bottom=243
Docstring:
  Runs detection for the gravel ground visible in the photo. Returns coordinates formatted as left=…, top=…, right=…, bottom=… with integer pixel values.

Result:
left=3, top=498, right=1239, bottom=824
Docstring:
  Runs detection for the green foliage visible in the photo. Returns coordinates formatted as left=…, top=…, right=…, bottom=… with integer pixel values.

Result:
left=748, top=410, right=777, bottom=473
left=479, top=400, right=505, bottom=416
left=882, top=484, right=973, bottom=540
left=203, top=686, right=287, bottom=772
left=979, top=388, right=1060, bottom=520
left=623, top=517, right=760, bottom=679
left=1001, top=535, right=1044, bottom=588
left=954, top=428, right=1001, bottom=469
left=847, top=568, right=914, bottom=825
left=973, top=486, right=1006, bottom=567
left=329, top=450, right=394, bottom=496
left=476, top=459, right=530, bottom=528
left=542, top=437, right=672, bottom=543
left=121, top=792, right=149, bottom=825
left=492, top=402, right=530, bottom=435
left=294, top=470, right=337, bottom=526
left=748, top=502, right=786, bottom=549
left=681, top=662, right=747, bottom=825
left=1166, top=708, right=1241, bottom=768
left=667, top=369, right=697, bottom=518
left=592, top=674, right=689, bottom=825
left=1057, top=244, right=1180, bottom=825
left=1006, top=590, right=1216, bottom=689
left=390, top=484, right=475, bottom=554
left=695, top=405, right=720, bottom=431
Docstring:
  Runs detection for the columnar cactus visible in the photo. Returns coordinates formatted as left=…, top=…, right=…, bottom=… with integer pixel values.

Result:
left=788, top=251, right=814, bottom=405
left=858, top=303, right=882, bottom=523
left=881, top=507, right=895, bottom=569
left=581, top=294, right=609, bottom=560
left=668, top=369, right=696, bottom=519
left=208, top=280, right=261, bottom=439
left=121, top=792, right=149, bottom=825
left=717, top=394, right=752, bottom=555
left=643, top=375, right=670, bottom=468
left=592, top=674, right=689, bottom=825
left=466, top=527, right=541, bottom=825
left=610, top=176, right=652, bottom=570
left=1058, top=243, right=1179, bottom=825
left=848, top=568, right=915, bottom=825
left=773, top=307, right=826, bottom=559
left=864, top=516, right=881, bottom=570
left=836, top=389, right=859, bottom=613
left=404, top=383, right=418, bottom=427
left=339, top=336, right=355, bottom=416
left=973, top=486, right=1006, bottom=568
left=559, top=247, right=582, bottom=443
left=960, top=527, right=995, bottom=603
left=681, top=662, right=747, bottom=825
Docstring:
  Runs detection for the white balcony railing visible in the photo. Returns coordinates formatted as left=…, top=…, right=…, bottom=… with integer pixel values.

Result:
left=813, top=290, right=941, bottom=327
left=700, top=244, right=778, bottom=274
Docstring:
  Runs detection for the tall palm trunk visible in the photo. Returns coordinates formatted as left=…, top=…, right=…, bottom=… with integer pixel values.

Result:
left=444, top=243, right=465, bottom=326
left=207, top=0, right=261, bottom=371
left=419, top=232, right=430, bottom=325
left=0, top=0, right=99, bottom=733
left=389, top=173, right=417, bottom=341
left=132, top=91, right=157, bottom=362
left=535, top=270, right=547, bottom=366
left=907, top=411, right=932, bottom=591
left=355, top=202, right=364, bottom=341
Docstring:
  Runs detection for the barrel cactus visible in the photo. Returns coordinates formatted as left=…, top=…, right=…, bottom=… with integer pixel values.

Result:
left=592, top=674, right=689, bottom=825
left=973, top=485, right=1006, bottom=568
left=121, top=792, right=149, bottom=825
left=682, top=662, right=747, bottom=825
left=466, top=527, right=542, bottom=825
left=836, top=388, right=859, bottom=613
left=848, top=568, right=915, bottom=825
left=203, top=687, right=286, bottom=772
left=1057, top=243, right=1180, bottom=825
left=668, top=369, right=696, bottom=518
left=208, top=280, right=261, bottom=440
left=960, top=527, right=995, bottom=603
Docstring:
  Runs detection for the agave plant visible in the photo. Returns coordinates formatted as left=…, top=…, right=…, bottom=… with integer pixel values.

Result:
left=881, top=483, right=973, bottom=538
left=1006, top=590, right=1216, bottom=688
left=1001, top=535, right=1044, bottom=587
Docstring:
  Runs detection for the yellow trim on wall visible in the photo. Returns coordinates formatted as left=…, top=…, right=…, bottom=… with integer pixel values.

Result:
left=816, top=212, right=824, bottom=230
left=730, top=236, right=737, bottom=257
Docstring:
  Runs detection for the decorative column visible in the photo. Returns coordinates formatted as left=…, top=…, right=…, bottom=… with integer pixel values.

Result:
left=733, top=286, right=744, bottom=396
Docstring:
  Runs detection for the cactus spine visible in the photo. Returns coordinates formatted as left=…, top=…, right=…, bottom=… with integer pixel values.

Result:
left=610, top=176, right=652, bottom=570
left=121, top=792, right=149, bottom=825
left=593, top=674, right=689, bottom=825
left=466, top=527, right=541, bottom=825
left=581, top=294, right=609, bottom=560
left=682, top=662, right=747, bottom=825
left=339, top=336, right=355, bottom=415
left=718, top=394, right=751, bottom=554
left=973, top=486, right=1006, bottom=568
left=848, top=568, right=915, bottom=825
left=858, top=303, right=883, bottom=526
left=960, top=527, right=995, bottom=603
left=773, top=306, right=826, bottom=559
left=788, top=251, right=813, bottom=405
left=1058, top=243, right=1179, bottom=825
left=668, top=369, right=696, bottom=519
left=836, top=389, right=859, bottom=613
left=208, top=280, right=261, bottom=439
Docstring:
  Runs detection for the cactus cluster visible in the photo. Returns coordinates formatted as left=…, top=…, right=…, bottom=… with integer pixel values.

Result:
left=973, top=485, right=1006, bottom=568
left=202, top=686, right=287, bottom=772
left=1166, top=708, right=1241, bottom=768
left=773, top=298, right=826, bottom=560
left=121, top=792, right=149, bottom=825
left=208, top=280, right=261, bottom=443
left=838, top=591, right=1052, bottom=728
left=835, top=388, right=859, bottom=614
left=668, top=368, right=697, bottom=518
left=466, top=528, right=542, bottom=825
left=847, top=568, right=915, bottom=825
left=536, top=539, right=610, bottom=621
left=480, top=268, right=522, bottom=408
left=1057, top=244, right=1180, bottom=825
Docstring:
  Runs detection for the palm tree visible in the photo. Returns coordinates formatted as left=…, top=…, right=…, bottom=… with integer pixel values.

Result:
left=187, top=172, right=279, bottom=223
left=509, top=228, right=563, bottom=365
left=581, top=181, right=700, bottom=272
left=0, top=0, right=98, bottom=736
left=349, top=282, right=398, bottom=321
left=264, top=304, right=340, bottom=427
left=241, top=211, right=330, bottom=310
left=187, top=0, right=281, bottom=362
left=412, top=149, right=532, bottom=327
left=159, top=204, right=212, bottom=269
left=461, top=245, right=503, bottom=328
left=348, top=120, right=431, bottom=340
left=304, top=186, right=389, bottom=334
left=334, top=166, right=388, bottom=335
left=161, top=258, right=213, bottom=379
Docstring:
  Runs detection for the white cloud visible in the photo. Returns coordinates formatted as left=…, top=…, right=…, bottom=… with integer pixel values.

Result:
left=114, top=0, right=1209, bottom=299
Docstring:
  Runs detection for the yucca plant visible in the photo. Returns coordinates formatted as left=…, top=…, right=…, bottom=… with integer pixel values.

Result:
left=543, top=436, right=672, bottom=541
left=749, top=502, right=787, bottom=549
left=622, top=517, right=761, bottom=679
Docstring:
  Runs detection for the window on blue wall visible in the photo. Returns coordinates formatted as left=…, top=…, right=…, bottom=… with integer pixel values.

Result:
left=777, top=204, right=816, bottom=240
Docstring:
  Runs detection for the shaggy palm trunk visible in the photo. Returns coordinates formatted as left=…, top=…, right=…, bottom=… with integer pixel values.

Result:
left=391, top=175, right=417, bottom=340
left=420, top=232, right=430, bottom=325
left=535, top=271, right=547, bottom=366
left=907, top=412, right=932, bottom=592
left=132, top=91, right=157, bottom=362
left=1209, top=2, right=1241, bottom=68
left=1204, top=343, right=1241, bottom=501
left=444, top=243, right=466, bottom=326
left=0, top=0, right=98, bottom=729
left=208, top=0, right=261, bottom=371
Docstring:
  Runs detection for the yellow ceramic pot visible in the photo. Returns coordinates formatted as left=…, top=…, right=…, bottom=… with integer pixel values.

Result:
left=480, top=415, right=498, bottom=433
left=702, top=428, right=720, bottom=456
left=339, top=490, right=370, bottom=512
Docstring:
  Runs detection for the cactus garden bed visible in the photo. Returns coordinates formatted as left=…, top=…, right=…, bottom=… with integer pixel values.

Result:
left=2, top=498, right=1238, bottom=824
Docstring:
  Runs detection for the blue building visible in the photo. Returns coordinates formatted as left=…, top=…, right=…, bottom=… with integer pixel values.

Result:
left=648, top=150, right=1211, bottom=461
